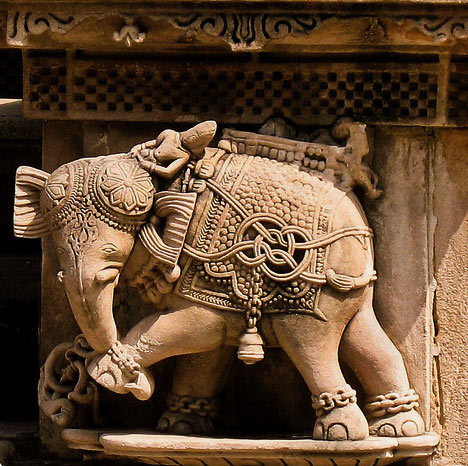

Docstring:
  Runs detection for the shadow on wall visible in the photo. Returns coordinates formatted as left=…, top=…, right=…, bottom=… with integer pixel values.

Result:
left=432, top=130, right=468, bottom=271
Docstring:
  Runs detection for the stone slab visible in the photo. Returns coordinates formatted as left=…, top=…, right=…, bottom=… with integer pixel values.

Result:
left=62, top=429, right=439, bottom=466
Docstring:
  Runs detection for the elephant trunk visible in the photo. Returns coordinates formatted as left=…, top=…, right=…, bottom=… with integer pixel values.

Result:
left=64, top=256, right=119, bottom=354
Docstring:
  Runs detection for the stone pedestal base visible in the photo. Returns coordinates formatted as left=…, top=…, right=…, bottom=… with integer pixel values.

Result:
left=62, top=429, right=439, bottom=466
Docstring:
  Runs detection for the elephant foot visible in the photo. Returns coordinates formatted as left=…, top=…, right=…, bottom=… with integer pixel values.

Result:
left=312, top=387, right=369, bottom=440
left=157, top=393, right=220, bottom=436
left=365, top=389, right=425, bottom=437
left=157, top=410, right=216, bottom=436
left=87, top=341, right=155, bottom=401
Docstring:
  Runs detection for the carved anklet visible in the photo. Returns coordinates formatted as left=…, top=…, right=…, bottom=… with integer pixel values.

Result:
left=311, top=386, right=357, bottom=417
left=365, top=389, right=419, bottom=418
left=107, top=341, right=141, bottom=376
left=167, top=393, right=220, bottom=419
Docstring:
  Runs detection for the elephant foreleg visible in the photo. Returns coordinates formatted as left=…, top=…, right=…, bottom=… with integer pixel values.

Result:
left=340, top=285, right=425, bottom=437
left=88, top=305, right=227, bottom=400
left=157, top=347, right=236, bottom=435
left=122, top=305, right=227, bottom=366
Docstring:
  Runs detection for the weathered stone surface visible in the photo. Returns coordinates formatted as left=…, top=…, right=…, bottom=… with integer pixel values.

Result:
left=432, top=129, right=468, bottom=466
left=365, top=127, right=434, bottom=429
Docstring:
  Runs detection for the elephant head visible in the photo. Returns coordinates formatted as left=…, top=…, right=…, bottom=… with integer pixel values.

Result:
left=13, top=122, right=216, bottom=399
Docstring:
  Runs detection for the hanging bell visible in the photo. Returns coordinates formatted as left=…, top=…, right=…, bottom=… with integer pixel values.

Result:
left=237, top=327, right=264, bottom=365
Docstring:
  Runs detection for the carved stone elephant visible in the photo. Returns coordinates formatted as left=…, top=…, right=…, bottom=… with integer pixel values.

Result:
left=14, top=120, right=424, bottom=441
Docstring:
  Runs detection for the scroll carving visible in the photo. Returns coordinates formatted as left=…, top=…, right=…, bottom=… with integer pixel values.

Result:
left=157, top=14, right=326, bottom=50
left=401, top=17, right=468, bottom=43
left=6, top=12, right=94, bottom=46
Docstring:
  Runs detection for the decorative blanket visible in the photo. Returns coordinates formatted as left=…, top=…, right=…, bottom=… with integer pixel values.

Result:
left=175, top=150, right=353, bottom=317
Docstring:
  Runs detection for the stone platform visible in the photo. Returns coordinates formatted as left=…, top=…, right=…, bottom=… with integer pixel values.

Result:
left=62, top=430, right=439, bottom=466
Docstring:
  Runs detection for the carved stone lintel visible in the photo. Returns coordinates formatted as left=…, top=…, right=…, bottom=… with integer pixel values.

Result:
left=155, top=14, right=327, bottom=51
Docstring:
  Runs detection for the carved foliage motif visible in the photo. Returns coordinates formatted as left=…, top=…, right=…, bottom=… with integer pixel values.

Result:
left=159, top=14, right=325, bottom=50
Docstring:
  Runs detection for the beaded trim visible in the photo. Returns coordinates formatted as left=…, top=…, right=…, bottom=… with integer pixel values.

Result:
left=218, top=128, right=334, bottom=174
left=43, top=162, right=84, bottom=230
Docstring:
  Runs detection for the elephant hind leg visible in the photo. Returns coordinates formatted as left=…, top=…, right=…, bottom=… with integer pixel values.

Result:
left=271, top=313, right=368, bottom=441
left=340, top=288, right=425, bottom=437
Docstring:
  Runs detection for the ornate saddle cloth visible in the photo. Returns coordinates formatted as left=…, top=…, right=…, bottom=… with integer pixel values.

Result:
left=175, top=147, right=353, bottom=317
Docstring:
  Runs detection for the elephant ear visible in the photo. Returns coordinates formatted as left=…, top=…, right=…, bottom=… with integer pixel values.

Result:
left=14, top=166, right=51, bottom=238
left=180, top=120, right=217, bottom=157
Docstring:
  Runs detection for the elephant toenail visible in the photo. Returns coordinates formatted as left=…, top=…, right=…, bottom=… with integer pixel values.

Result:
left=313, top=423, right=324, bottom=440
left=156, top=417, right=170, bottom=432
left=327, top=423, right=349, bottom=441
left=172, top=420, right=194, bottom=435
left=378, top=423, right=397, bottom=437
left=401, top=420, right=419, bottom=437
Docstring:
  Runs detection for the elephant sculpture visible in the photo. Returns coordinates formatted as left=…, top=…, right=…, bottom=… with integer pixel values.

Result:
left=14, top=119, right=425, bottom=441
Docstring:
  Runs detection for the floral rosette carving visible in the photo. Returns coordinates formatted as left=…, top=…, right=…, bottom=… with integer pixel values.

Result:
left=89, top=156, right=155, bottom=231
left=99, top=160, right=155, bottom=215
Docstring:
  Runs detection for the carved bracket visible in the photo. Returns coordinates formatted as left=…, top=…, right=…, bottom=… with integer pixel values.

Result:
left=7, top=12, right=468, bottom=49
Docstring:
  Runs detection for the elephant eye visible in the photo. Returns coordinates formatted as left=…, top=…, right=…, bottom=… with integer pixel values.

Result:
left=102, top=243, right=119, bottom=255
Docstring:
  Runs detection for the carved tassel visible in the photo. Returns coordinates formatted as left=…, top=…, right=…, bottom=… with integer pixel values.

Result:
left=237, top=326, right=264, bottom=365
left=238, top=269, right=265, bottom=364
